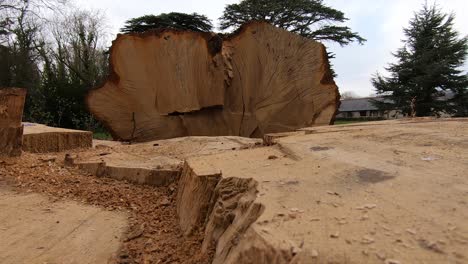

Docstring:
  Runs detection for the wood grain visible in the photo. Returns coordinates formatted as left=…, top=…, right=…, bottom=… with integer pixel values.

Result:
left=0, top=88, right=26, bottom=156
left=87, top=22, right=340, bottom=142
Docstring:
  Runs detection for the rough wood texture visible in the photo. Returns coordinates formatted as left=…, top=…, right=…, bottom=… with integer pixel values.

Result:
left=22, top=123, right=92, bottom=153
left=174, top=119, right=468, bottom=264
left=0, top=88, right=26, bottom=156
left=0, top=189, right=127, bottom=264
left=87, top=22, right=340, bottom=142
left=0, top=126, right=24, bottom=157
left=72, top=136, right=260, bottom=187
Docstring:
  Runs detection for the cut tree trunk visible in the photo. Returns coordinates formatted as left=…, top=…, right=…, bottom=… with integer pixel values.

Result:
left=0, top=88, right=26, bottom=156
left=22, top=123, right=93, bottom=153
left=87, top=22, right=340, bottom=142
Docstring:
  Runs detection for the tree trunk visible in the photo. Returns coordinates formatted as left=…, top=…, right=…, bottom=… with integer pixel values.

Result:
left=87, top=22, right=340, bottom=142
left=0, top=88, right=26, bottom=156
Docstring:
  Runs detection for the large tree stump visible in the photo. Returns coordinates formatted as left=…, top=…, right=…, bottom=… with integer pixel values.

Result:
left=22, top=123, right=93, bottom=153
left=0, top=88, right=26, bottom=156
left=87, top=22, right=340, bottom=142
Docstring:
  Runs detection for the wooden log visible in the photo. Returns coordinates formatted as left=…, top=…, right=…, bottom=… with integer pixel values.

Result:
left=0, top=88, right=26, bottom=156
left=87, top=22, right=340, bottom=142
left=22, top=123, right=93, bottom=153
left=0, top=126, right=24, bottom=157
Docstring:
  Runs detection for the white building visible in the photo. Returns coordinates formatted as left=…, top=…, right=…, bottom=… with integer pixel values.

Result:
left=336, top=98, right=404, bottom=119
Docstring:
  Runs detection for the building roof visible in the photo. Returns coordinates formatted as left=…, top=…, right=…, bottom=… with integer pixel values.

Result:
left=339, top=90, right=454, bottom=113
left=339, top=98, right=380, bottom=112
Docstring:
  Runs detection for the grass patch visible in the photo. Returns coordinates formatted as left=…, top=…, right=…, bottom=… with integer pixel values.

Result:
left=93, top=132, right=113, bottom=140
left=334, top=117, right=385, bottom=125
left=334, top=120, right=370, bottom=125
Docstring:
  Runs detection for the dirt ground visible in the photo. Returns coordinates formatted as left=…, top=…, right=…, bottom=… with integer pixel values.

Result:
left=0, top=153, right=213, bottom=264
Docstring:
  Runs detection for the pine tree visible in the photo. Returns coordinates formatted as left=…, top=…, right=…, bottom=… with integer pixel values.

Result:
left=219, top=0, right=364, bottom=77
left=121, top=12, right=213, bottom=33
left=372, top=4, right=468, bottom=117
left=219, top=0, right=364, bottom=46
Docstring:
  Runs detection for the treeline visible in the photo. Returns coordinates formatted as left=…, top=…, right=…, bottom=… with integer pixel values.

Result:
left=372, top=4, right=468, bottom=117
left=0, top=0, right=108, bottom=131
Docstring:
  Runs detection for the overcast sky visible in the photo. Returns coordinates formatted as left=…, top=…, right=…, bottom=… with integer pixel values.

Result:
left=75, top=0, right=468, bottom=96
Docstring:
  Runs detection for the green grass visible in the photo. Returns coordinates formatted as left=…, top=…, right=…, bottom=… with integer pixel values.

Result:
left=334, top=118, right=386, bottom=125
left=93, top=132, right=113, bottom=140
left=334, top=120, right=369, bottom=125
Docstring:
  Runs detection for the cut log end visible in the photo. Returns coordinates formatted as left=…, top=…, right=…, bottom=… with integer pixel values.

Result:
left=87, top=22, right=340, bottom=142
left=0, top=88, right=26, bottom=157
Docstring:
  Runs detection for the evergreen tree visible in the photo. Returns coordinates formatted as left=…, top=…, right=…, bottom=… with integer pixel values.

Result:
left=372, top=4, right=468, bottom=117
left=121, top=12, right=213, bottom=33
left=219, top=0, right=365, bottom=46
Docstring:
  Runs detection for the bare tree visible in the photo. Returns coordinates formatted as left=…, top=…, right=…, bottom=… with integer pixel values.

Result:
left=1, top=0, right=110, bottom=130
left=36, top=8, right=110, bottom=129
left=49, top=9, right=108, bottom=87
left=1, top=0, right=68, bottom=43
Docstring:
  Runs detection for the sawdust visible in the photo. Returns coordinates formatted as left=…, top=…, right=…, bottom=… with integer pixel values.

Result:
left=0, top=153, right=213, bottom=264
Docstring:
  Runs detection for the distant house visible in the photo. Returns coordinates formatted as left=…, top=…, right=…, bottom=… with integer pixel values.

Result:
left=337, top=90, right=456, bottom=119
left=336, top=97, right=403, bottom=119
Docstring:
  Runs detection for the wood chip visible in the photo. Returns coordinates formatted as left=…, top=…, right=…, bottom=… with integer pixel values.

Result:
left=356, top=204, right=377, bottom=210
left=361, top=235, right=375, bottom=244
left=311, top=249, right=319, bottom=258
left=385, top=259, right=401, bottom=264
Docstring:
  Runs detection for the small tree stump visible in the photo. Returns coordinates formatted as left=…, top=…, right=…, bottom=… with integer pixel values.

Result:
left=0, top=88, right=26, bottom=157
